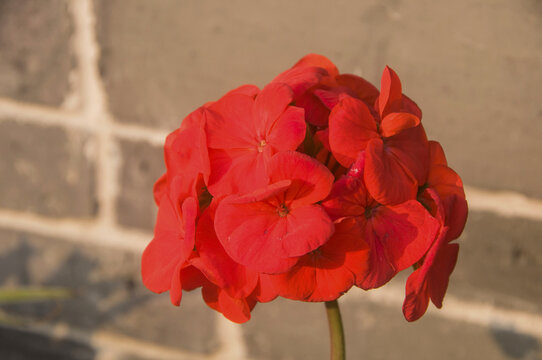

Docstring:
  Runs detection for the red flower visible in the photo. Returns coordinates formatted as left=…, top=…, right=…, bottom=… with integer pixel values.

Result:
left=205, top=83, right=306, bottom=197
left=402, top=142, right=467, bottom=321
left=215, top=151, right=335, bottom=274
left=328, top=67, right=429, bottom=205
left=153, top=107, right=210, bottom=205
left=274, top=217, right=370, bottom=302
left=191, top=201, right=259, bottom=299
left=141, top=193, right=198, bottom=306
left=143, top=53, right=467, bottom=325
left=202, top=281, right=258, bottom=323
left=322, top=153, right=440, bottom=289
left=420, top=141, right=468, bottom=241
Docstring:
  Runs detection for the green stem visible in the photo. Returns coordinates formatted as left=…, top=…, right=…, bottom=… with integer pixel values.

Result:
left=325, top=300, right=346, bottom=360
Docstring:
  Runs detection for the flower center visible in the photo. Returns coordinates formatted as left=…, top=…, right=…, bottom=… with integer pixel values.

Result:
left=257, top=139, right=267, bottom=153
left=364, top=205, right=378, bottom=219
left=277, top=203, right=290, bottom=217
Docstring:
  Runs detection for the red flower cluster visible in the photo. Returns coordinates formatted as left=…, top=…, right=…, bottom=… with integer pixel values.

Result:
left=142, top=54, right=467, bottom=323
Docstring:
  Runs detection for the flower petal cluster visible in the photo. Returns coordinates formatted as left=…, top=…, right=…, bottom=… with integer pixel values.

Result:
left=142, top=54, right=467, bottom=323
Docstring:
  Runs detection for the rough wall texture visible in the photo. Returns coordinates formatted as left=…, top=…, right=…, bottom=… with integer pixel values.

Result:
left=0, top=0, right=541, bottom=359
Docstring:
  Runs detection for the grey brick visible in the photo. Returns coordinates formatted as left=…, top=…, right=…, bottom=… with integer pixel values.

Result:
left=94, top=0, right=542, bottom=197
left=93, top=0, right=383, bottom=129
left=244, top=297, right=542, bottom=360
left=0, top=229, right=219, bottom=354
left=450, top=211, right=542, bottom=313
left=350, top=0, right=542, bottom=199
left=117, top=139, right=164, bottom=231
left=0, top=326, right=96, bottom=360
left=0, top=0, right=73, bottom=106
left=0, top=120, right=97, bottom=218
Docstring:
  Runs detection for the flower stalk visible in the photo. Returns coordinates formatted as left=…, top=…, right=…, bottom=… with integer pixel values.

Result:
left=325, top=300, right=346, bottom=360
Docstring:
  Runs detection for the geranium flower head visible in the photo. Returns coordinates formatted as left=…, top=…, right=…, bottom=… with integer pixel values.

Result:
left=142, top=53, right=467, bottom=326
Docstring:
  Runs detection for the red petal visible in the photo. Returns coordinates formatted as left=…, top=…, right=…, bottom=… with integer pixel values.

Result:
left=267, top=106, right=306, bottom=152
left=253, top=82, right=293, bottom=137
left=269, top=151, right=334, bottom=208
left=272, top=66, right=326, bottom=98
left=359, top=201, right=439, bottom=289
left=168, top=119, right=210, bottom=197
left=180, top=265, right=207, bottom=291
left=253, top=273, right=280, bottom=303
left=141, top=196, right=197, bottom=293
left=202, top=284, right=255, bottom=324
left=223, top=84, right=260, bottom=98
left=296, top=91, right=332, bottom=127
left=402, top=269, right=430, bottom=322
left=206, top=148, right=269, bottom=197
left=429, top=141, right=448, bottom=167
left=206, top=96, right=256, bottom=149
left=426, top=165, right=468, bottom=241
left=378, top=66, right=402, bottom=118
left=169, top=263, right=184, bottom=306
left=364, top=138, right=418, bottom=205
left=385, top=125, right=429, bottom=186
left=328, top=96, right=379, bottom=167
left=280, top=205, right=334, bottom=257
left=214, top=181, right=300, bottom=273
left=429, top=243, right=459, bottom=308
left=402, top=222, right=459, bottom=322
left=335, top=74, right=380, bottom=105
left=313, top=88, right=341, bottom=110
left=153, top=173, right=167, bottom=205
left=380, top=112, right=420, bottom=138
left=372, top=201, right=439, bottom=271
left=293, top=53, right=339, bottom=78
left=194, top=206, right=259, bottom=299
left=401, top=94, right=422, bottom=119
left=322, top=172, right=373, bottom=221
left=277, top=217, right=369, bottom=301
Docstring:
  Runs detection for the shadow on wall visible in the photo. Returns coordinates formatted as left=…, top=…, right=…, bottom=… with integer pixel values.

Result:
left=0, top=235, right=152, bottom=359
left=0, top=325, right=96, bottom=360
left=490, top=325, right=540, bottom=360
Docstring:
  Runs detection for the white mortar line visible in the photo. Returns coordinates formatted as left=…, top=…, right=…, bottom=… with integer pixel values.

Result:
left=0, top=98, right=169, bottom=145
left=343, top=284, right=542, bottom=339
left=0, top=209, right=149, bottom=253
left=69, top=0, right=118, bottom=228
left=212, top=315, right=249, bottom=360
left=111, top=122, right=168, bottom=147
left=0, top=98, right=92, bottom=130
left=465, top=186, right=542, bottom=221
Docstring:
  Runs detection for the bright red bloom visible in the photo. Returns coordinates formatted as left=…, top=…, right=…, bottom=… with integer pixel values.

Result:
left=141, top=193, right=198, bottom=306
left=277, top=54, right=380, bottom=128
left=328, top=74, right=429, bottom=205
left=402, top=189, right=461, bottom=321
left=202, top=280, right=257, bottom=323
left=191, top=201, right=259, bottom=299
left=274, top=217, right=370, bottom=302
left=205, top=83, right=306, bottom=197
left=402, top=142, right=467, bottom=321
left=322, top=153, right=439, bottom=289
left=215, top=151, right=335, bottom=274
left=143, top=53, right=467, bottom=325
left=153, top=107, right=210, bottom=205
left=420, top=141, right=468, bottom=241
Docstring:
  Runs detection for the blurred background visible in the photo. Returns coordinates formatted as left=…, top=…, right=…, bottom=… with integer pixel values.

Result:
left=0, top=0, right=541, bottom=359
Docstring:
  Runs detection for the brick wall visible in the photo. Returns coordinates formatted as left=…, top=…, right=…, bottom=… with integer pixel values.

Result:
left=0, top=0, right=541, bottom=359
